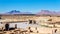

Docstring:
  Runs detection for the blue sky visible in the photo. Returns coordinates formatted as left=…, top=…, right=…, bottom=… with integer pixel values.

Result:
left=0, top=0, right=60, bottom=13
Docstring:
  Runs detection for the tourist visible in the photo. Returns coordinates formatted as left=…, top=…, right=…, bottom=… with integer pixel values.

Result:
left=5, top=23, right=9, bottom=31
left=15, top=24, right=17, bottom=29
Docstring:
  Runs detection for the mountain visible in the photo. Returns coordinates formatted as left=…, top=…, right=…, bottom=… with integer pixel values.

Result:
left=1, top=10, right=60, bottom=16
left=37, top=10, right=58, bottom=16
left=4, top=10, right=32, bottom=14
left=7, top=10, right=21, bottom=14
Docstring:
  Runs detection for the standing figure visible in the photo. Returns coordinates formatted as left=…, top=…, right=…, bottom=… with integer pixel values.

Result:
left=5, top=23, right=9, bottom=31
left=15, top=24, right=17, bottom=29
